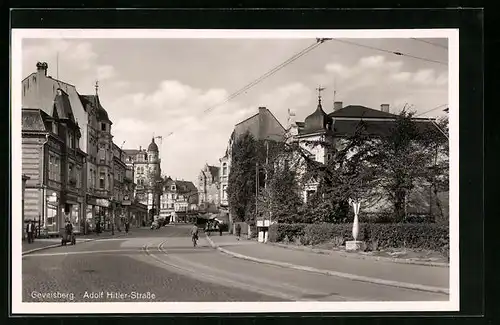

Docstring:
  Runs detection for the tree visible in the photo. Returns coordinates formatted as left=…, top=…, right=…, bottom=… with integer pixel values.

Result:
left=227, top=131, right=258, bottom=223
left=297, top=122, right=380, bottom=223
left=257, top=147, right=303, bottom=223
left=363, top=109, right=446, bottom=222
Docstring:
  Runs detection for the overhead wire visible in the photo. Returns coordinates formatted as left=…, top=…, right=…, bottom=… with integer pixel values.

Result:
left=415, top=104, right=449, bottom=117
left=203, top=39, right=328, bottom=113
left=410, top=38, right=448, bottom=50
left=331, top=39, right=448, bottom=66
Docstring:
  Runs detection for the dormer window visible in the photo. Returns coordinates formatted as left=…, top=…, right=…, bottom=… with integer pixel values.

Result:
left=52, top=122, right=58, bottom=134
left=101, top=123, right=106, bottom=131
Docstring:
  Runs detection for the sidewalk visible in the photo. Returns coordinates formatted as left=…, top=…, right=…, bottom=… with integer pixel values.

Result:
left=207, top=235, right=449, bottom=291
left=22, top=232, right=127, bottom=254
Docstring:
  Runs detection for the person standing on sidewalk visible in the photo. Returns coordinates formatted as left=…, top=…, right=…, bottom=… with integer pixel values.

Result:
left=235, top=223, right=241, bottom=241
left=26, top=220, right=34, bottom=244
left=125, top=219, right=130, bottom=234
left=218, top=223, right=223, bottom=236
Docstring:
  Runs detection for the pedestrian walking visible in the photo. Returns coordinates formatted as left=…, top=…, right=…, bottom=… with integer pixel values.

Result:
left=125, top=219, right=130, bottom=234
left=218, top=223, right=223, bottom=236
left=26, top=220, right=34, bottom=244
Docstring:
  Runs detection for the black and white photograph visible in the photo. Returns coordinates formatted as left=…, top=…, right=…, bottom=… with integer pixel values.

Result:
left=11, top=28, right=459, bottom=314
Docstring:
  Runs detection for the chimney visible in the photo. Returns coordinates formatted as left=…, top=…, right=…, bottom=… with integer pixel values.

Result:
left=380, top=104, right=390, bottom=113
left=139, top=146, right=142, bottom=151
left=36, top=62, right=48, bottom=76
left=333, top=101, right=343, bottom=111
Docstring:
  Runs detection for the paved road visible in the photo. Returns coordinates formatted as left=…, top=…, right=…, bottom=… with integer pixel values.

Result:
left=22, top=225, right=448, bottom=302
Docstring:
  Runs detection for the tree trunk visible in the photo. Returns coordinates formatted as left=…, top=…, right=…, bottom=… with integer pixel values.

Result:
left=394, top=189, right=406, bottom=222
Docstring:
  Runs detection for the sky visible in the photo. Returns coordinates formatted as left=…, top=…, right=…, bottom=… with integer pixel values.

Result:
left=22, top=36, right=449, bottom=183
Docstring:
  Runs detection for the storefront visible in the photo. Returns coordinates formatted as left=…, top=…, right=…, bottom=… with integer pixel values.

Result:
left=45, top=188, right=61, bottom=234
left=95, top=198, right=110, bottom=231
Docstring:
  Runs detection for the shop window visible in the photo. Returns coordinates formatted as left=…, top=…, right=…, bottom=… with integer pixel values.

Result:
left=99, top=172, right=105, bottom=189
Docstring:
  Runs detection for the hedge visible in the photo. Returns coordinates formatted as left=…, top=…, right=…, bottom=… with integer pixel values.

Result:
left=268, top=222, right=449, bottom=253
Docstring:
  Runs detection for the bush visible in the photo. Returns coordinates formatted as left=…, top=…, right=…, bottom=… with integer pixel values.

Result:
left=269, top=222, right=449, bottom=252
left=268, top=224, right=305, bottom=243
left=366, top=223, right=449, bottom=253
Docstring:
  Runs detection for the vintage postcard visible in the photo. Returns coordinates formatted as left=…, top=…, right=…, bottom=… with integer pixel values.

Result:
left=11, top=28, right=459, bottom=314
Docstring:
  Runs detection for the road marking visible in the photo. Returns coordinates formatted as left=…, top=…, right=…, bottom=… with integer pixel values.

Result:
left=205, top=236, right=450, bottom=296
left=142, top=240, right=329, bottom=302
left=22, top=249, right=142, bottom=257
left=157, top=242, right=359, bottom=301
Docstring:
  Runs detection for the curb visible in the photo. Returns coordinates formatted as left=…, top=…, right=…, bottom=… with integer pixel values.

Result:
left=269, top=242, right=449, bottom=268
left=22, top=234, right=127, bottom=256
left=205, top=236, right=449, bottom=295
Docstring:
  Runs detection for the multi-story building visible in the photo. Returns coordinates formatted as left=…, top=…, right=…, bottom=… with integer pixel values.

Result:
left=160, top=177, right=198, bottom=223
left=22, top=62, right=90, bottom=234
left=22, top=88, right=86, bottom=235
left=291, top=96, right=446, bottom=214
left=111, top=142, right=129, bottom=229
left=123, top=138, right=161, bottom=222
left=219, top=107, right=286, bottom=224
left=197, top=164, right=220, bottom=213
left=78, top=92, right=115, bottom=231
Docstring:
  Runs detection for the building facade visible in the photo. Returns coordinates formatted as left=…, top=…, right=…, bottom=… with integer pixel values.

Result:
left=22, top=88, right=86, bottom=235
left=197, top=164, right=220, bottom=213
left=123, top=138, right=161, bottom=222
left=290, top=98, right=446, bottom=214
left=78, top=93, right=115, bottom=232
left=219, top=107, right=286, bottom=223
left=160, top=177, right=198, bottom=223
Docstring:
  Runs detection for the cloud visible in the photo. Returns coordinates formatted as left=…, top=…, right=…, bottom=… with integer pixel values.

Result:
left=22, top=39, right=118, bottom=93
left=107, top=80, right=258, bottom=181
left=107, top=79, right=314, bottom=182
left=318, top=54, right=448, bottom=115
left=97, top=65, right=116, bottom=80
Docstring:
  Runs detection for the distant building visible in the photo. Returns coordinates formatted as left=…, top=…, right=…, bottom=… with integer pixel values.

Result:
left=160, top=177, right=198, bottom=223
left=123, top=138, right=161, bottom=221
left=197, top=164, right=220, bottom=213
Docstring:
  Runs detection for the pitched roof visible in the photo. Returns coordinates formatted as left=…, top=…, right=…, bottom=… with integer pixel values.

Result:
left=53, top=89, right=75, bottom=121
left=307, top=118, right=442, bottom=138
left=207, top=165, right=220, bottom=179
left=328, top=105, right=397, bottom=119
left=78, top=94, right=112, bottom=124
left=123, top=149, right=141, bottom=156
left=22, top=109, right=49, bottom=132
left=175, top=180, right=198, bottom=194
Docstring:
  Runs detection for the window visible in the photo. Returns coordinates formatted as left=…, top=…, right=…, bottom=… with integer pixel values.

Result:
left=68, top=132, right=74, bottom=149
left=101, top=123, right=106, bottom=131
left=99, top=172, right=105, bottom=189
left=171, top=185, right=176, bottom=191
left=76, top=167, right=81, bottom=188
left=222, top=185, right=228, bottom=200
left=108, top=174, right=111, bottom=191
left=222, top=163, right=227, bottom=176
left=52, top=122, right=58, bottom=134
left=68, top=163, right=74, bottom=184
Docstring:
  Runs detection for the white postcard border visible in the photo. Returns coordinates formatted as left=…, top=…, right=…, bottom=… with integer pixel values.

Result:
left=11, top=28, right=459, bottom=314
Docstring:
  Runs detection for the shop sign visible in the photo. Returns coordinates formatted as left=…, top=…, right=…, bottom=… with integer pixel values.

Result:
left=96, top=199, right=109, bottom=208
left=122, top=200, right=131, bottom=206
